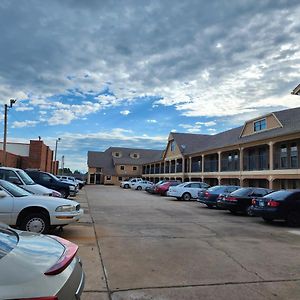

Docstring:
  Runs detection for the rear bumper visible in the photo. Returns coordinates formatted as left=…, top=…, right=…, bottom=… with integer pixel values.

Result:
left=251, top=207, right=283, bottom=219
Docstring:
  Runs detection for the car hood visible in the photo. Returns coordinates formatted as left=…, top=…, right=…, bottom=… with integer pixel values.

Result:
left=22, top=183, right=52, bottom=195
left=23, top=195, right=79, bottom=206
left=0, top=228, right=65, bottom=288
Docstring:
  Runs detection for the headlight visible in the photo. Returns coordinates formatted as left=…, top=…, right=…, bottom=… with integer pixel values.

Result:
left=69, top=185, right=75, bottom=191
left=55, top=205, right=76, bottom=212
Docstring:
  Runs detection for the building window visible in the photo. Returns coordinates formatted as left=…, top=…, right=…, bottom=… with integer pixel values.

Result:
left=280, top=144, right=287, bottom=168
left=170, top=140, right=175, bottom=152
left=120, top=165, right=125, bottom=170
left=254, top=119, right=267, bottom=132
left=118, top=177, right=122, bottom=181
left=115, top=152, right=120, bottom=157
left=106, top=176, right=111, bottom=181
left=133, top=166, right=137, bottom=171
left=96, top=167, right=102, bottom=173
left=291, top=143, right=298, bottom=168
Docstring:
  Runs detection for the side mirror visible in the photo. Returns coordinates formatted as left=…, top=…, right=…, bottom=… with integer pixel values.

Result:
left=0, top=191, right=7, bottom=198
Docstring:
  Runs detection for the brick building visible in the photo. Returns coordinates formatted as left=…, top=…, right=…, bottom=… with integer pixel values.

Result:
left=0, top=140, right=59, bottom=174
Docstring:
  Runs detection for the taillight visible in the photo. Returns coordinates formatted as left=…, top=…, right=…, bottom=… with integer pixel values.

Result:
left=267, top=200, right=280, bottom=207
left=44, top=236, right=78, bottom=275
left=227, top=197, right=237, bottom=202
left=252, top=198, right=256, bottom=205
left=204, top=191, right=210, bottom=197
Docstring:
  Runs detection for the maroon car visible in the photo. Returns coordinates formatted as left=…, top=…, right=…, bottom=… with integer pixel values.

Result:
left=154, top=180, right=180, bottom=196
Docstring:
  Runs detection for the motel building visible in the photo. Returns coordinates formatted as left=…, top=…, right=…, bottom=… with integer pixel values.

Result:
left=88, top=106, right=300, bottom=190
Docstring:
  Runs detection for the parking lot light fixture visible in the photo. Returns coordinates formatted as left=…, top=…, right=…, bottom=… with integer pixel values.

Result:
left=54, top=138, right=61, bottom=162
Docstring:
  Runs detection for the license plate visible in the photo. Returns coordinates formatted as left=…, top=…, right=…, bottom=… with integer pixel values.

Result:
left=259, top=201, right=265, bottom=207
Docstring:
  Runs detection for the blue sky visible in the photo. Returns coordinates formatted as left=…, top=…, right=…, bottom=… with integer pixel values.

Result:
left=1, top=0, right=300, bottom=171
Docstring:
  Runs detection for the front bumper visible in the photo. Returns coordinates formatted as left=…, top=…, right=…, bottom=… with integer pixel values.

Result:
left=51, top=209, right=84, bottom=226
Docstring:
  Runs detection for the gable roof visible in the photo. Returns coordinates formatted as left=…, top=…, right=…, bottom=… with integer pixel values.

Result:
left=87, top=151, right=116, bottom=175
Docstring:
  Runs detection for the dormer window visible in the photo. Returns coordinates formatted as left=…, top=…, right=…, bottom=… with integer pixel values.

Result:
left=113, top=151, right=122, bottom=158
left=115, top=152, right=120, bottom=157
left=170, top=140, right=175, bottom=152
left=130, top=153, right=140, bottom=159
left=254, top=119, right=266, bottom=132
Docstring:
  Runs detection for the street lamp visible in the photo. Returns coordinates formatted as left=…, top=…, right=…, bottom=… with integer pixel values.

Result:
left=2, top=99, right=17, bottom=166
left=54, top=138, right=61, bottom=162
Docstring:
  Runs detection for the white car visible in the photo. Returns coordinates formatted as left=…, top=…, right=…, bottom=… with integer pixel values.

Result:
left=0, top=167, right=60, bottom=197
left=167, top=181, right=210, bottom=201
left=56, top=175, right=79, bottom=192
left=131, top=180, right=154, bottom=191
left=120, top=178, right=142, bottom=189
left=0, top=179, right=83, bottom=233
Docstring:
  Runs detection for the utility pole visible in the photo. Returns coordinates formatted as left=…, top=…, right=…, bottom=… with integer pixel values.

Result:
left=2, top=99, right=16, bottom=166
left=54, top=137, right=61, bottom=162
left=61, top=155, right=65, bottom=175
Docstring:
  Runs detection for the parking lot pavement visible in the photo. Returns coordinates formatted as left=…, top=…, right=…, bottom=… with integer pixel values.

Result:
left=62, top=186, right=300, bottom=299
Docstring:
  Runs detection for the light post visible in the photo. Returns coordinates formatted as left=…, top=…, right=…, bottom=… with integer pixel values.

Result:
left=2, top=99, right=16, bottom=166
left=54, top=138, right=61, bottom=162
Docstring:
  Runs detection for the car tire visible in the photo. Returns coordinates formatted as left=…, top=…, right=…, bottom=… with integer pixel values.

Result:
left=287, top=211, right=300, bottom=227
left=262, top=216, right=274, bottom=223
left=182, top=193, right=191, bottom=201
left=60, top=189, right=69, bottom=199
left=246, top=205, right=254, bottom=217
left=137, top=186, right=142, bottom=191
left=20, top=213, right=50, bottom=234
left=124, top=184, right=129, bottom=189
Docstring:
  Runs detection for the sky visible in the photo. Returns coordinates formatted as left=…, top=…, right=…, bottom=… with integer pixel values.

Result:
left=0, top=0, right=300, bottom=172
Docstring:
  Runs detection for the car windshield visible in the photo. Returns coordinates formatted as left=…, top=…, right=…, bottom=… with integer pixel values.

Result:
left=0, top=180, right=31, bottom=197
left=16, top=170, right=35, bottom=185
left=0, top=227, right=18, bottom=259
left=231, top=188, right=253, bottom=197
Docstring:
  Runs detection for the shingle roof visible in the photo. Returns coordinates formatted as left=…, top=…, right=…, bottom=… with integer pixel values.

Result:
left=87, top=147, right=164, bottom=172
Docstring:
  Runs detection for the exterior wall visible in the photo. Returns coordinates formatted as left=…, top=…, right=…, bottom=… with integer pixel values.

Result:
left=0, top=150, right=22, bottom=168
left=116, top=164, right=141, bottom=177
left=164, top=138, right=182, bottom=159
left=241, top=114, right=281, bottom=137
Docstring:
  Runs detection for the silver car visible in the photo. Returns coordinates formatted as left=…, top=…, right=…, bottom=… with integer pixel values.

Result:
left=0, top=224, right=85, bottom=299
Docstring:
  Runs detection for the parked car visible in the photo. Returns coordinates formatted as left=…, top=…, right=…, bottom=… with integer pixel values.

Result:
left=131, top=180, right=154, bottom=191
left=0, top=224, right=85, bottom=299
left=154, top=180, right=181, bottom=196
left=251, top=190, right=300, bottom=226
left=198, top=185, right=240, bottom=208
left=167, top=181, right=210, bottom=201
left=75, top=178, right=85, bottom=189
left=25, top=169, right=77, bottom=198
left=0, top=179, right=83, bottom=233
left=120, top=178, right=142, bottom=189
left=146, top=180, right=167, bottom=194
left=56, top=175, right=80, bottom=191
left=219, top=187, right=273, bottom=215
left=0, top=167, right=60, bottom=197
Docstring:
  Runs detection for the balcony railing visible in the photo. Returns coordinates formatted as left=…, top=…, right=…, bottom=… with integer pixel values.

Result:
left=204, top=160, right=218, bottom=172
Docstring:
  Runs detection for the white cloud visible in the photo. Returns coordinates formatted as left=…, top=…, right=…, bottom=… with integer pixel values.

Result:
left=120, top=110, right=130, bottom=116
left=147, top=119, right=157, bottom=123
left=12, top=120, right=38, bottom=128
left=15, top=106, right=34, bottom=112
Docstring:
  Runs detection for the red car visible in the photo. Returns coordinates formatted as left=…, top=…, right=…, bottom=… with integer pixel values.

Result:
left=154, top=181, right=180, bottom=196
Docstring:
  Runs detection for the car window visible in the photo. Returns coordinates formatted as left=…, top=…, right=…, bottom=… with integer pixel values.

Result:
left=231, top=188, right=253, bottom=197
left=26, top=171, right=39, bottom=181
left=263, top=190, right=293, bottom=200
left=227, top=186, right=240, bottom=193
left=40, top=173, right=52, bottom=182
left=0, top=170, right=22, bottom=185
left=0, top=180, right=31, bottom=197
left=189, top=183, right=200, bottom=188
left=208, top=186, right=224, bottom=193
left=201, top=183, right=210, bottom=188
left=0, top=228, right=18, bottom=259
left=16, top=170, right=35, bottom=185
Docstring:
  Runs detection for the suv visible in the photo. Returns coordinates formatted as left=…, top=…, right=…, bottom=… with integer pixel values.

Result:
left=25, top=170, right=76, bottom=198
left=120, top=178, right=142, bottom=189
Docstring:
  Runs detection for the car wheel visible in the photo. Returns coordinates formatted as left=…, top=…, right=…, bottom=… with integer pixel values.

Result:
left=60, top=189, right=69, bottom=199
left=182, top=193, right=191, bottom=201
left=137, top=186, right=142, bottom=191
left=246, top=205, right=254, bottom=217
left=124, top=184, right=129, bottom=189
left=207, top=204, right=214, bottom=209
left=21, top=213, right=50, bottom=234
left=262, top=216, right=274, bottom=223
left=287, top=211, right=300, bottom=227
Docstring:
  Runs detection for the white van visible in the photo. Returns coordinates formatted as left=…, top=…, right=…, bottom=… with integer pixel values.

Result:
left=0, top=167, right=59, bottom=196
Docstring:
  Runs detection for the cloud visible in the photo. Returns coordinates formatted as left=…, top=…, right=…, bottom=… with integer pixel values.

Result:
left=12, top=120, right=38, bottom=128
left=147, top=119, right=157, bottom=123
left=120, top=110, right=130, bottom=116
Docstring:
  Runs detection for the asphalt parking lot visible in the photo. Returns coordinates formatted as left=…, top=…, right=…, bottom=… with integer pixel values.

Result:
left=61, top=186, right=300, bottom=300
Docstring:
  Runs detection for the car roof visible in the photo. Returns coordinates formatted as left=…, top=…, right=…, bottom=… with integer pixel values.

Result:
left=0, top=167, right=21, bottom=171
